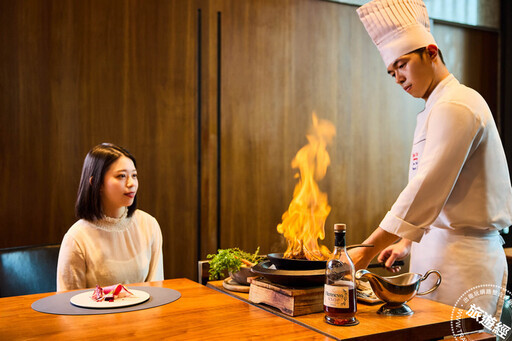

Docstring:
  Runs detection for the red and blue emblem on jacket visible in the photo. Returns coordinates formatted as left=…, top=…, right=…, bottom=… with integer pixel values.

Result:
left=411, top=152, right=419, bottom=171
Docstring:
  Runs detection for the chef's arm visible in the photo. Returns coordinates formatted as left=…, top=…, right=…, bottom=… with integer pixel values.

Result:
left=349, top=227, right=400, bottom=270
left=382, top=102, right=482, bottom=236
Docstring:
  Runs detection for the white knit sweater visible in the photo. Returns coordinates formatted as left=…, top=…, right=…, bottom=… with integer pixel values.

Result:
left=57, top=209, right=164, bottom=291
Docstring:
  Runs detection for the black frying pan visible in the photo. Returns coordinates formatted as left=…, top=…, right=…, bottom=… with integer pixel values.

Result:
left=250, top=258, right=405, bottom=287
left=250, top=261, right=325, bottom=287
left=267, top=244, right=375, bottom=270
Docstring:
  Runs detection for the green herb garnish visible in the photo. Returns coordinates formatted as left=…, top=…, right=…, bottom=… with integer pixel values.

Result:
left=207, top=247, right=264, bottom=280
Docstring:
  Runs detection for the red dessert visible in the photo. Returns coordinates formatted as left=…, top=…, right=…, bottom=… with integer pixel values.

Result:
left=91, top=284, right=134, bottom=302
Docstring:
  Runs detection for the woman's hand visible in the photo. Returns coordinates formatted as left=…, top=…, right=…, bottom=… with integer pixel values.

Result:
left=377, top=238, right=412, bottom=273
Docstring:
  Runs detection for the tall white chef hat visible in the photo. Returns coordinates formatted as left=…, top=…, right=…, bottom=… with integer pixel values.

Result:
left=357, top=0, right=437, bottom=68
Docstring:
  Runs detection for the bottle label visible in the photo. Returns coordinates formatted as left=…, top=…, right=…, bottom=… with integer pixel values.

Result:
left=324, top=284, right=350, bottom=308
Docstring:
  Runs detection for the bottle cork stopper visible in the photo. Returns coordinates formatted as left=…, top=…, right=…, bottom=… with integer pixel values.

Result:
left=334, top=223, right=346, bottom=231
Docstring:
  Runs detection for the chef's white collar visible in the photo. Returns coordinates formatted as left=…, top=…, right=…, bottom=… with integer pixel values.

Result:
left=424, top=74, right=457, bottom=109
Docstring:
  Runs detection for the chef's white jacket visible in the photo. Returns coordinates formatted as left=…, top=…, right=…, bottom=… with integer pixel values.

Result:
left=380, top=74, right=512, bottom=316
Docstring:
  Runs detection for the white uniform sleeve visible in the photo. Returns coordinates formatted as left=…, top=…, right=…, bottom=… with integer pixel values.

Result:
left=380, top=101, right=483, bottom=242
left=56, top=233, right=87, bottom=291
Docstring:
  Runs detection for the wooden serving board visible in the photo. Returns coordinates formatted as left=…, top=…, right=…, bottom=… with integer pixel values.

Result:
left=222, top=277, right=250, bottom=293
left=248, top=279, right=324, bottom=316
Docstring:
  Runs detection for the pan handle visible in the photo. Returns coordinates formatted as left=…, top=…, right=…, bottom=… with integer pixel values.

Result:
left=368, top=260, right=404, bottom=268
left=346, top=244, right=374, bottom=250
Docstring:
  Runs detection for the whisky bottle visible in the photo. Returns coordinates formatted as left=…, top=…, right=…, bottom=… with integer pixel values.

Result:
left=323, top=223, right=358, bottom=326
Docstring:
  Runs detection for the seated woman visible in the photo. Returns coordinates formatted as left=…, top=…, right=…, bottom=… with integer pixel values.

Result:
left=57, top=143, right=164, bottom=291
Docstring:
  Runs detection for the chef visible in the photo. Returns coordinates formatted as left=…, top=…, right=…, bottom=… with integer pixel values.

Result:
left=349, top=0, right=512, bottom=318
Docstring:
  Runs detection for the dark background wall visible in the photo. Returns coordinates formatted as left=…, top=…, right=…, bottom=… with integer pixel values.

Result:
left=501, top=0, right=512, bottom=247
left=501, top=0, right=512, bottom=169
left=0, top=0, right=506, bottom=280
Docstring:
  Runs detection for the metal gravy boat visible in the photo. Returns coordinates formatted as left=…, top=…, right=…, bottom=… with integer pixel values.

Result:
left=355, top=269, right=442, bottom=316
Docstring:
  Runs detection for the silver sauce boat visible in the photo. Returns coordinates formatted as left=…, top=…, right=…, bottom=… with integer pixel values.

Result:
left=356, top=269, right=441, bottom=316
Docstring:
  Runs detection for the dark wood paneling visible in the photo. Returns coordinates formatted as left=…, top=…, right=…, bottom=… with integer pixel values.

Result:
left=500, top=0, right=512, bottom=173
left=433, top=23, right=499, bottom=117
left=1, top=0, right=502, bottom=280
left=198, top=1, right=221, bottom=259
left=215, top=0, right=422, bottom=254
left=0, top=0, right=199, bottom=280
left=500, top=0, right=512, bottom=247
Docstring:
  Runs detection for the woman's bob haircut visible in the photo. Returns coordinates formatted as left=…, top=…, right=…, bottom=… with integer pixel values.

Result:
left=75, top=143, right=137, bottom=221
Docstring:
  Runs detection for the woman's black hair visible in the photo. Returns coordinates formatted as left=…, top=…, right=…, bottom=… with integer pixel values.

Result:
left=75, top=143, right=137, bottom=221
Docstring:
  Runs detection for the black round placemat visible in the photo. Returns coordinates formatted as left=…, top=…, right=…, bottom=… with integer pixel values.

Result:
left=31, top=286, right=181, bottom=315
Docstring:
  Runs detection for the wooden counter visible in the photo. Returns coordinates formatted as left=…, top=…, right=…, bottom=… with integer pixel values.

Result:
left=207, top=280, right=485, bottom=341
left=0, top=278, right=329, bottom=340
left=504, top=247, right=512, bottom=262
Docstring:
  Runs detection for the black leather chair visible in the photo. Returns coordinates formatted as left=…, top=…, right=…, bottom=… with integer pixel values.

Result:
left=0, top=244, right=60, bottom=297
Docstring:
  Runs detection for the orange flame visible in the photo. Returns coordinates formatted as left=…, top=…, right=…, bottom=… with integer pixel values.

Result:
left=277, top=113, right=336, bottom=261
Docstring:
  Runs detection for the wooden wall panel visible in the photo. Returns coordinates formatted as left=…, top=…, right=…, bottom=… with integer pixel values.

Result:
left=0, top=0, right=199, bottom=280
left=501, top=0, right=512, bottom=174
left=215, top=0, right=423, bottom=254
left=198, top=1, right=221, bottom=260
left=432, top=23, right=499, bottom=118
left=0, top=0, right=501, bottom=282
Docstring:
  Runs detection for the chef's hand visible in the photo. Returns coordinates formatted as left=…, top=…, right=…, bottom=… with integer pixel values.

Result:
left=377, top=238, right=412, bottom=273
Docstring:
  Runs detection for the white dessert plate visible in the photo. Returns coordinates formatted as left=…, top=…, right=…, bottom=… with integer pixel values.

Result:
left=70, top=289, right=150, bottom=309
